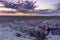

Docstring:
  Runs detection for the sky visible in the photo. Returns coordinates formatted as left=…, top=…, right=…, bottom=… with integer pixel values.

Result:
left=0, top=0, right=60, bottom=10
left=34, top=0, right=60, bottom=9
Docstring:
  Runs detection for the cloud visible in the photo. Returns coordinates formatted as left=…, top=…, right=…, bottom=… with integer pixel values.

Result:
left=0, top=0, right=59, bottom=9
left=0, top=3, right=4, bottom=6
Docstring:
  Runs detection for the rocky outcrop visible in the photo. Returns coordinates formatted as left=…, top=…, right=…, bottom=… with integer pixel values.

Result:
left=1, top=19, right=60, bottom=40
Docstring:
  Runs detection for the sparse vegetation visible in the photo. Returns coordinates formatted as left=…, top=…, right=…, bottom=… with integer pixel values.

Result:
left=16, top=33, right=22, bottom=37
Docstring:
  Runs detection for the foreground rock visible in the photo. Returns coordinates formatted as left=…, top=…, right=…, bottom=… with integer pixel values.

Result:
left=0, top=26, right=35, bottom=40
left=47, top=35, right=60, bottom=40
left=0, top=19, right=60, bottom=40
